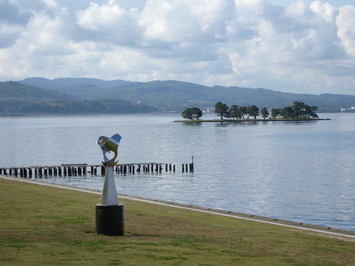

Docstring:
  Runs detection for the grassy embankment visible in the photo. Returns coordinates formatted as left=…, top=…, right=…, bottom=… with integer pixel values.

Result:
left=0, top=177, right=354, bottom=265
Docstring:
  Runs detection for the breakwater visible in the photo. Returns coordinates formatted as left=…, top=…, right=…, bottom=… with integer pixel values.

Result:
left=0, top=162, right=194, bottom=178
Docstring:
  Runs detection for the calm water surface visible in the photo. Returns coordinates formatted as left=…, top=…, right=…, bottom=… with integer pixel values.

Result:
left=0, top=113, right=354, bottom=231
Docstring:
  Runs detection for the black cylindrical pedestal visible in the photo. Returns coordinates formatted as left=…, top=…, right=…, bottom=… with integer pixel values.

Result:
left=95, top=204, right=124, bottom=236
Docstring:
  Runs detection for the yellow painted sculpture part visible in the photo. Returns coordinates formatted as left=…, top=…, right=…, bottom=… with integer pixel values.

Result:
left=97, top=134, right=122, bottom=167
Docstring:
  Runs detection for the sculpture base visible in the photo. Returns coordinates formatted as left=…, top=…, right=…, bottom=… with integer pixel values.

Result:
left=95, top=204, right=124, bottom=236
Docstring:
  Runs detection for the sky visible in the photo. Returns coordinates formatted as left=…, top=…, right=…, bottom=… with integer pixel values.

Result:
left=1, top=0, right=355, bottom=95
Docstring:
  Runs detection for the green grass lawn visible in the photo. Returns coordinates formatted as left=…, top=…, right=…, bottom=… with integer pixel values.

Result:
left=0, top=177, right=354, bottom=265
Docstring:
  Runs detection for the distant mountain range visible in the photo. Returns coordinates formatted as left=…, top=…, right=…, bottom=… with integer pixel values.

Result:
left=0, top=80, right=156, bottom=114
left=1, top=77, right=355, bottom=114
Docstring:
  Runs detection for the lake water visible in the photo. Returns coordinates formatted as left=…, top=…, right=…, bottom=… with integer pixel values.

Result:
left=0, top=113, right=354, bottom=231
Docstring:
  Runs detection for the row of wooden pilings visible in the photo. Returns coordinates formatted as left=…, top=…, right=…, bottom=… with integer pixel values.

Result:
left=0, top=164, right=92, bottom=178
left=0, top=162, right=194, bottom=178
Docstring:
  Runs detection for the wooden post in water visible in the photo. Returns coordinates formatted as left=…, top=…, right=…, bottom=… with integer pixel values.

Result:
left=189, top=163, right=194, bottom=172
left=191, top=156, right=194, bottom=172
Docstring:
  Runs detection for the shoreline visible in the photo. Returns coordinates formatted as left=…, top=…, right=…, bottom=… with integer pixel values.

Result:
left=1, top=174, right=354, bottom=239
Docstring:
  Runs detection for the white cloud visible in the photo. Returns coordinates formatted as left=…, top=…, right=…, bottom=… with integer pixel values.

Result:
left=0, top=0, right=355, bottom=95
left=77, top=1, right=127, bottom=31
left=76, top=1, right=141, bottom=45
left=216, top=0, right=355, bottom=94
left=310, top=1, right=338, bottom=22
left=139, top=0, right=230, bottom=44
left=336, top=5, right=355, bottom=57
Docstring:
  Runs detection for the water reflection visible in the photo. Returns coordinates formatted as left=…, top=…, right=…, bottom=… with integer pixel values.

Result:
left=181, top=121, right=203, bottom=127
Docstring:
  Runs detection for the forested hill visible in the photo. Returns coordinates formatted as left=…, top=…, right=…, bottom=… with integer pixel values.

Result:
left=19, top=77, right=355, bottom=112
left=0, top=81, right=157, bottom=114
left=0, top=81, right=70, bottom=100
left=21, top=77, right=134, bottom=90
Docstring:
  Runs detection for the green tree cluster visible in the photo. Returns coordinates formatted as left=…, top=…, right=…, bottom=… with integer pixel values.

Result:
left=214, top=102, right=262, bottom=120
left=214, top=101, right=317, bottom=120
left=271, top=101, right=318, bottom=119
left=181, top=101, right=318, bottom=120
left=181, top=107, right=203, bottom=120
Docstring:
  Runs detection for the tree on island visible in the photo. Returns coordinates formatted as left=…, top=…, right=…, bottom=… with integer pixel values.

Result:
left=260, top=107, right=269, bottom=119
left=214, top=102, right=229, bottom=120
left=239, top=106, right=247, bottom=119
left=294, top=101, right=318, bottom=118
left=181, top=107, right=203, bottom=120
left=228, top=105, right=242, bottom=119
left=247, top=105, right=259, bottom=119
left=271, top=108, right=280, bottom=119
left=271, top=102, right=318, bottom=119
left=280, top=107, right=294, bottom=119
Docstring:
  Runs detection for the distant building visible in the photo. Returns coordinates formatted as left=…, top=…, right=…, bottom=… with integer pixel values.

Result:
left=203, top=108, right=213, bottom=113
left=340, top=107, right=355, bottom=112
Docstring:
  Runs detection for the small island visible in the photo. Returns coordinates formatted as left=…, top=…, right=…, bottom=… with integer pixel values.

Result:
left=175, top=101, right=330, bottom=122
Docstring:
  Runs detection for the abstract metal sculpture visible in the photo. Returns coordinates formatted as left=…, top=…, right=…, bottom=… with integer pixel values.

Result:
left=97, top=134, right=121, bottom=206
left=95, top=133, right=124, bottom=236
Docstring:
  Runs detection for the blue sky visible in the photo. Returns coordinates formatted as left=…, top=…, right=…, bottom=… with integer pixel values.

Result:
left=1, top=0, right=355, bottom=95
